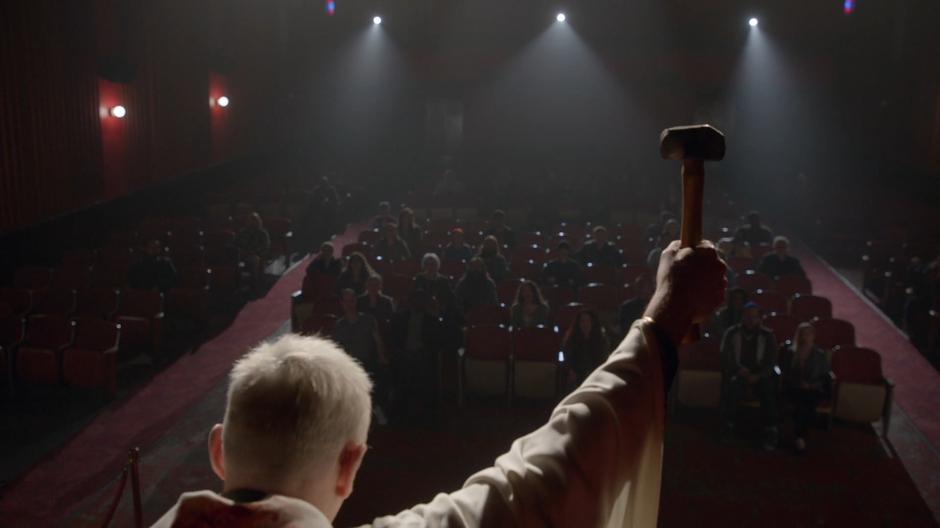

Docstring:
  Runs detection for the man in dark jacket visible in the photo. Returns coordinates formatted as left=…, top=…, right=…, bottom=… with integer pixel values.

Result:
left=757, top=236, right=806, bottom=279
left=542, top=241, right=583, bottom=290
left=576, top=226, right=623, bottom=268
left=720, top=302, right=779, bottom=450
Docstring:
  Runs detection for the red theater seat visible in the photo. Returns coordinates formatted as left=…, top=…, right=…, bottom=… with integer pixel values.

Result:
left=813, top=318, right=856, bottom=350
left=62, top=318, right=120, bottom=396
left=33, top=288, right=76, bottom=316
left=75, top=288, right=120, bottom=319
left=301, top=313, right=337, bottom=335
left=14, top=267, right=54, bottom=290
left=0, top=288, right=34, bottom=317
left=511, top=325, right=562, bottom=399
left=762, top=313, right=801, bottom=344
left=113, top=290, right=164, bottom=356
left=775, top=275, right=813, bottom=297
left=578, top=283, right=621, bottom=312
left=553, top=302, right=587, bottom=331
left=582, top=264, right=618, bottom=285
left=17, top=315, right=74, bottom=385
left=726, top=257, right=755, bottom=275
left=460, top=325, right=512, bottom=404
left=752, top=289, right=788, bottom=315
left=497, top=279, right=523, bottom=305
left=790, top=294, right=832, bottom=321
left=464, top=304, right=510, bottom=326
left=737, top=270, right=773, bottom=294
left=831, top=346, right=894, bottom=436
left=53, top=266, right=92, bottom=290
left=510, top=259, right=542, bottom=280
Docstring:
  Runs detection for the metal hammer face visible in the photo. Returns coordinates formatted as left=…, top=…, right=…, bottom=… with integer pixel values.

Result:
left=659, top=124, right=726, bottom=161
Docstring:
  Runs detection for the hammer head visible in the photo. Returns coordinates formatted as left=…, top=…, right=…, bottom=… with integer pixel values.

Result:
left=659, top=124, right=726, bottom=161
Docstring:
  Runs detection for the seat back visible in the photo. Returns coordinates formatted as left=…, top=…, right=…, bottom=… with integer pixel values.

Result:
left=578, top=283, right=621, bottom=312
left=75, top=288, right=120, bottom=318
left=301, top=313, right=337, bottom=335
left=510, top=259, right=541, bottom=280
left=14, top=267, right=54, bottom=290
left=762, top=314, right=800, bottom=343
left=0, top=288, right=34, bottom=316
left=752, top=289, right=788, bottom=315
left=117, top=290, right=163, bottom=318
left=737, top=270, right=773, bottom=294
left=726, top=257, right=755, bottom=274
left=831, top=346, right=883, bottom=383
left=465, top=304, right=510, bottom=326
left=34, top=289, right=77, bottom=316
left=790, top=294, right=832, bottom=321
left=511, top=325, right=561, bottom=362
left=53, top=266, right=92, bottom=289
left=553, top=302, right=586, bottom=330
left=465, top=325, right=512, bottom=360
left=0, top=316, right=26, bottom=347
left=582, top=264, right=618, bottom=285
left=775, top=275, right=813, bottom=297
left=26, top=314, right=74, bottom=349
left=813, top=318, right=856, bottom=350
left=73, top=318, right=120, bottom=351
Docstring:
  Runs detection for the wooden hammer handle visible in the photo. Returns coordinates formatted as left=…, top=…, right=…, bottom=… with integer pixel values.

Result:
left=680, top=159, right=705, bottom=343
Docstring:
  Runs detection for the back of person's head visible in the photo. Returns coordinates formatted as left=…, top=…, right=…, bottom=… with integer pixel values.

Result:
left=215, top=334, right=372, bottom=519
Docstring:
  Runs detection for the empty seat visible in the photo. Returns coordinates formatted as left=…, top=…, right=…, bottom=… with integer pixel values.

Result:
left=460, top=325, right=512, bottom=403
left=464, top=304, right=509, bottom=326
left=676, top=338, right=722, bottom=408
left=737, top=270, right=774, bottom=294
left=17, top=315, right=75, bottom=385
left=62, top=318, right=121, bottom=396
left=33, top=289, right=77, bottom=316
left=790, top=294, right=832, bottom=321
left=775, top=275, right=812, bottom=297
left=582, top=264, right=618, bottom=285
left=14, top=267, right=54, bottom=290
left=752, top=289, right=788, bottom=315
left=762, top=313, right=801, bottom=344
left=113, top=290, right=164, bottom=356
left=0, top=288, right=34, bottom=316
left=511, top=326, right=562, bottom=399
left=813, top=318, right=856, bottom=350
left=53, top=266, right=92, bottom=290
left=75, top=288, right=120, bottom=318
left=831, top=346, right=893, bottom=436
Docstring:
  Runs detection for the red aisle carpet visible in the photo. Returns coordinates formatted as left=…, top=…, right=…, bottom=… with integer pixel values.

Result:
left=791, top=240, right=940, bottom=449
left=0, top=225, right=361, bottom=526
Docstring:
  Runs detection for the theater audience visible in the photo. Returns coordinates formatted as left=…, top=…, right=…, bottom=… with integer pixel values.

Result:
left=646, top=219, right=679, bottom=271
left=721, top=302, right=779, bottom=450
left=333, top=289, right=388, bottom=419
left=563, top=309, right=610, bottom=384
left=735, top=211, right=774, bottom=249
left=510, top=280, right=551, bottom=328
left=128, top=239, right=177, bottom=292
left=337, top=253, right=375, bottom=295
left=783, top=322, right=830, bottom=453
left=758, top=236, right=806, bottom=278
left=477, top=235, right=508, bottom=282
left=372, top=201, right=396, bottom=230
left=713, top=287, right=749, bottom=337
left=483, top=209, right=516, bottom=248
left=372, top=222, right=411, bottom=262
left=619, top=275, right=653, bottom=333
left=398, top=208, right=424, bottom=257
left=358, top=275, right=396, bottom=321
left=645, top=210, right=676, bottom=241
left=442, top=227, right=474, bottom=263
left=235, top=212, right=271, bottom=281
left=390, top=289, right=447, bottom=423
left=305, top=241, right=342, bottom=276
left=413, top=253, right=455, bottom=315
left=542, top=241, right=583, bottom=289
left=455, top=257, right=499, bottom=314
left=719, top=235, right=753, bottom=259
left=576, top=225, right=623, bottom=267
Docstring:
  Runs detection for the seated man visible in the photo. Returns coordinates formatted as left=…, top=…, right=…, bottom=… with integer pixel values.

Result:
left=720, top=302, right=779, bottom=450
left=334, top=288, right=388, bottom=423
left=542, top=241, right=583, bottom=290
left=734, top=211, right=773, bottom=249
left=757, top=236, right=805, bottom=279
left=483, top=209, right=516, bottom=248
left=154, top=241, right=727, bottom=527
left=128, top=239, right=177, bottom=292
left=358, top=275, right=396, bottom=321
left=306, top=242, right=342, bottom=276
left=441, top=227, right=473, bottom=263
left=372, top=222, right=411, bottom=262
left=412, top=253, right=455, bottom=315
left=576, top=225, right=624, bottom=268
left=455, top=257, right=499, bottom=314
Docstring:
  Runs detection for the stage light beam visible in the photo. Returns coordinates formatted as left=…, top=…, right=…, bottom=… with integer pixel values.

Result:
left=110, top=105, right=126, bottom=118
left=556, top=13, right=566, bottom=23
left=373, top=15, right=382, bottom=25
left=217, top=96, right=230, bottom=108
left=748, top=17, right=759, bottom=28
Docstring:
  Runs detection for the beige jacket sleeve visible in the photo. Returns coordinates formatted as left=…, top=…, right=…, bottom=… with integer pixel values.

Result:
left=368, top=318, right=667, bottom=528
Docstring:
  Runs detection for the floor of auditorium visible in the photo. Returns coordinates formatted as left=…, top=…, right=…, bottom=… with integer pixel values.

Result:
left=1, top=226, right=937, bottom=527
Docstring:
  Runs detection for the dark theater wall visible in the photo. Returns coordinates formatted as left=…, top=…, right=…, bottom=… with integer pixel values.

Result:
left=0, top=0, right=281, bottom=233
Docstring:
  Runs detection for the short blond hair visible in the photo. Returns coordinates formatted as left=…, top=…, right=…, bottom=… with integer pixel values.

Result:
left=223, top=334, right=372, bottom=478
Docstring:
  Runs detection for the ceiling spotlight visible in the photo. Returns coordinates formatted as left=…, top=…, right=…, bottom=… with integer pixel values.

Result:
left=556, top=13, right=566, bottom=22
left=110, top=105, right=126, bottom=119
left=373, top=15, right=382, bottom=25
left=748, top=17, right=759, bottom=27
left=217, top=96, right=230, bottom=108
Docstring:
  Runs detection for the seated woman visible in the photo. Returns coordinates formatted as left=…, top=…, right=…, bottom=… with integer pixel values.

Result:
left=477, top=235, right=508, bottom=283
left=510, top=280, right=550, bottom=329
left=784, top=322, right=831, bottom=453
left=305, top=241, right=342, bottom=276
left=562, top=309, right=610, bottom=385
left=337, top=252, right=376, bottom=295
